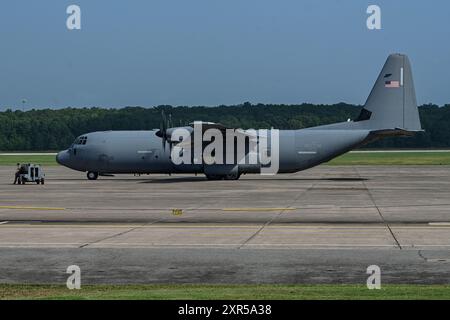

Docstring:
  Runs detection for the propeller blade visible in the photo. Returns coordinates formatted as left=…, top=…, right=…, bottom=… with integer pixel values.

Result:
left=161, top=110, right=167, bottom=131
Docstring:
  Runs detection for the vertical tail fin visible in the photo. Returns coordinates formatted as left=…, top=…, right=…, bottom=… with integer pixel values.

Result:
left=356, top=54, right=422, bottom=131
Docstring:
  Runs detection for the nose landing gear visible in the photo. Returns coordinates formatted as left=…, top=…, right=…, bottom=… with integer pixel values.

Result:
left=87, top=171, right=99, bottom=180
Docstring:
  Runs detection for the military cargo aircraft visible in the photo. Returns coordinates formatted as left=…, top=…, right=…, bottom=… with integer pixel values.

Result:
left=56, top=54, right=422, bottom=180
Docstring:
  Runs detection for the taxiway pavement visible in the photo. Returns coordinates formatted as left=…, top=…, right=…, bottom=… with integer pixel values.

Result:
left=0, top=166, right=449, bottom=284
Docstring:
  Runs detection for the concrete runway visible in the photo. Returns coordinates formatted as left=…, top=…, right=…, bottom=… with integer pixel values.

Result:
left=0, top=165, right=449, bottom=284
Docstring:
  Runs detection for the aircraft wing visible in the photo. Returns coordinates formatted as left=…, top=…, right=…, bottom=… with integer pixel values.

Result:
left=189, top=121, right=259, bottom=140
left=189, top=121, right=229, bottom=132
left=172, top=121, right=259, bottom=149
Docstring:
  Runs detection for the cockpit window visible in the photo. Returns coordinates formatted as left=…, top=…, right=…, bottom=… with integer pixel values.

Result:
left=74, top=136, right=88, bottom=145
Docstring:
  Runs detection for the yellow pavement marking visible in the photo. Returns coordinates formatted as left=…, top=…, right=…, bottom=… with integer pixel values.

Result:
left=0, top=224, right=261, bottom=229
left=222, top=207, right=296, bottom=212
left=0, top=205, right=65, bottom=211
left=76, top=243, right=399, bottom=248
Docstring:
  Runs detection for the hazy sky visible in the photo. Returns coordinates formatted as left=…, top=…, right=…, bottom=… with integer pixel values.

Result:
left=0, top=0, right=449, bottom=109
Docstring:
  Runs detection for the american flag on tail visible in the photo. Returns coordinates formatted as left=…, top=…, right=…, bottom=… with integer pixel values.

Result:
left=385, top=80, right=400, bottom=88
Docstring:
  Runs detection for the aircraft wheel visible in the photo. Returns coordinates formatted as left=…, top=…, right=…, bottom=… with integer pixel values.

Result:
left=224, top=173, right=241, bottom=180
left=87, top=171, right=99, bottom=180
left=41, top=179, right=45, bottom=185
left=36, top=180, right=40, bottom=185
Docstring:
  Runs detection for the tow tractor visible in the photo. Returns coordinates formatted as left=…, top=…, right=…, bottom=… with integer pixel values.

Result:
left=17, top=164, right=45, bottom=185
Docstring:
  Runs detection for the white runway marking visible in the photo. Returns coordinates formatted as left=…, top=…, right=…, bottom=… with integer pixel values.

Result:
left=0, top=205, right=65, bottom=211
left=426, top=259, right=450, bottom=263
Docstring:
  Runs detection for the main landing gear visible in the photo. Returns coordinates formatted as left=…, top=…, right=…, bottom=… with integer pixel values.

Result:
left=205, top=173, right=241, bottom=181
left=87, top=171, right=99, bottom=180
left=86, top=171, right=241, bottom=181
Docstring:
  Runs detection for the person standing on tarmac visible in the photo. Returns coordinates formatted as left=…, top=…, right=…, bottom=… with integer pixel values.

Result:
left=13, top=163, right=21, bottom=184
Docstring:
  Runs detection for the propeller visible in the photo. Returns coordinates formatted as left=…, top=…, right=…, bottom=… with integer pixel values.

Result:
left=156, top=110, right=171, bottom=151
left=168, top=114, right=173, bottom=129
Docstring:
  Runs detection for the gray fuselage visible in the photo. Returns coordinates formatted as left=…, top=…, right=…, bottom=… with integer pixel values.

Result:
left=56, top=125, right=372, bottom=176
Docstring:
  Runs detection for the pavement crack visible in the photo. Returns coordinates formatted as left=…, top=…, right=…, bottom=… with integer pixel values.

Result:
left=417, top=250, right=428, bottom=262
left=355, top=167, right=402, bottom=250
left=78, top=219, right=165, bottom=248
left=238, top=173, right=324, bottom=249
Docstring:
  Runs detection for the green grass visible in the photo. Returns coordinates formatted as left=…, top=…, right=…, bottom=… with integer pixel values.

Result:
left=1, top=151, right=450, bottom=167
left=0, top=155, right=57, bottom=166
left=1, top=284, right=449, bottom=300
left=328, top=152, right=450, bottom=165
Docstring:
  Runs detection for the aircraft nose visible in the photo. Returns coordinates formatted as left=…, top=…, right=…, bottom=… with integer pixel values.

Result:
left=56, top=150, right=69, bottom=166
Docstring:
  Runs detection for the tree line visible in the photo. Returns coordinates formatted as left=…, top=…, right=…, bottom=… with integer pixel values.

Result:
left=0, top=103, right=448, bottom=151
